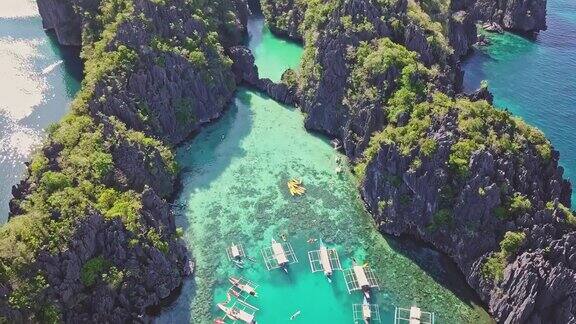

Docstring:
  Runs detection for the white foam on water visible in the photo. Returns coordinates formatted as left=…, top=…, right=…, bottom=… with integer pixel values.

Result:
left=41, top=60, right=64, bottom=75
left=0, top=121, right=42, bottom=160
left=0, top=0, right=38, bottom=18
left=0, top=37, right=47, bottom=120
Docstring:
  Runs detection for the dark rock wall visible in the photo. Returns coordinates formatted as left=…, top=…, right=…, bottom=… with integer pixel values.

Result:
left=1, top=0, right=251, bottom=322
left=36, top=0, right=83, bottom=46
left=260, top=0, right=572, bottom=322
left=85, top=0, right=247, bottom=145
left=361, top=123, right=574, bottom=322
left=474, top=0, right=547, bottom=32
left=35, top=189, right=187, bottom=323
left=296, top=0, right=460, bottom=159
left=260, top=0, right=306, bottom=41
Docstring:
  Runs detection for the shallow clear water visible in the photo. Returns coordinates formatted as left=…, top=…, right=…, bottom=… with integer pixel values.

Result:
left=0, top=0, right=81, bottom=222
left=247, top=16, right=303, bottom=82
left=463, top=0, right=576, bottom=205
left=158, top=17, right=490, bottom=324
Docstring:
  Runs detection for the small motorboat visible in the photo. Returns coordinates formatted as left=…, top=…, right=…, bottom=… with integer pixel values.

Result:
left=290, top=310, right=301, bottom=320
left=229, top=277, right=258, bottom=297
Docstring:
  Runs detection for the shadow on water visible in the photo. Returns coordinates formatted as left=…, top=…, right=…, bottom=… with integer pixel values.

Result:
left=386, top=234, right=489, bottom=310
left=45, top=31, right=83, bottom=85
left=461, top=48, right=491, bottom=92
left=177, top=89, right=255, bottom=191
left=155, top=90, right=256, bottom=323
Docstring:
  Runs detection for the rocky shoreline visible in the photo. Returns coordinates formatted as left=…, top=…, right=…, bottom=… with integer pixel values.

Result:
left=1, top=0, right=572, bottom=322
left=0, top=0, right=253, bottom=321
left=260, top=0, right=576, bottom=323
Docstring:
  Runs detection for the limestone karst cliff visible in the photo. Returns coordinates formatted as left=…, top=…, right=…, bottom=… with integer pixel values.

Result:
left=0, top=0, right=250, bottom=321
left=260, top=0, right=575, bottom=322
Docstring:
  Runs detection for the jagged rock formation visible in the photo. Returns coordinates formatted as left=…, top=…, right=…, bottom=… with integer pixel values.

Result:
left=262, top=0, right=574, bottom=323
left=36, top=0, right=83, bottom=46
left=473, top=0, right=547, bottom=32
left=360, top=106, right=574, bottom=322
left=0, top=0, right=250, bottom=322
left=229, top=45, right=297, bottom=104
left=260, top=0, right=306, bottom=41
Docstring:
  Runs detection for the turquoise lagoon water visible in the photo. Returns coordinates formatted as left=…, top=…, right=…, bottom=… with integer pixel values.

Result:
left=247, top=16, right=303, bottom=82
left=157, top=16, right=491, bottom=324
left=463, top=0, right=576, bottom=205
left=0, top=0, right=81, bottom=222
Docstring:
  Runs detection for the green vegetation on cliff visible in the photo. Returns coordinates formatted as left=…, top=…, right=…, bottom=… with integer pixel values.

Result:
left=0, top=0, right=246, bottom=320
left=345, top=38, right=430, bottom=122
left=355, top=92, right=552, bottom=180
left=482, top=231, right=526, bottom=281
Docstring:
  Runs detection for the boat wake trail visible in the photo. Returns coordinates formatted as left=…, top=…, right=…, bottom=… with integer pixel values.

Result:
left=40, top=60, right=63, bottom=75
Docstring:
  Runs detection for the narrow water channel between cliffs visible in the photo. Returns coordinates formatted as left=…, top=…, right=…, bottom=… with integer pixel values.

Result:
left=156, top=16, right=492, bottom=324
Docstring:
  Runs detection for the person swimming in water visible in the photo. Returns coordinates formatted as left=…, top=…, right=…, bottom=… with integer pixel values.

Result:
left=290, top=310, right=301, bottom=320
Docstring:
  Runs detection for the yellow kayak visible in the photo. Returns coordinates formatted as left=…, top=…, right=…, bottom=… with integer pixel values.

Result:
left=287, top=179, right=306, bottom=196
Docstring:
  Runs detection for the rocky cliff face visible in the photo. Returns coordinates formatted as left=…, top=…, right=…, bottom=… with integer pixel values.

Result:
left=260, top=0, right=306, bottom=41
left=295, top=0, right=460, bottom=159
left=473, top=0, right=547, bottom=32
left=262, top=0, right=573, bottom=322
left=36, top=0, right=83, bottom=46
left=0, top=0, right=250, bottom=322
left=229, top=45, right=297, bottom=104
left=360, top=106, right=575, bottom=322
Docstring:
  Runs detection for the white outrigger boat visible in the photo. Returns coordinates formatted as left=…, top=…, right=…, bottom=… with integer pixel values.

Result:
left=261, top=238, right=298, bottom=273
left=343, top=261, right=380, bottom=300
left=227, top=243, right=247, bottom=268
left=319, top=242, right=333, bottom=280
left=229, top=276, right=258, bottom=297
left=308, top=240, right=342, bottom=282
left=394, top=306, right=435, bottom=324
left=353, top=297, right=381, bottom=323
left=272, top=238, right=289, bottom=273
left=217, top=302, right=258, bottom=324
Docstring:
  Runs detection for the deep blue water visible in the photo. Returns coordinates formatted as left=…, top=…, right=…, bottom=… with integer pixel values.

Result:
left=463, top=0, right=576, bottom=205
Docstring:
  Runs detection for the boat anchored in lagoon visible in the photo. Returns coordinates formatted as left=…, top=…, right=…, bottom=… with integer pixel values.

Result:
left=261, top=238, right=298, bottom=273
left=227, top=243, right=247, bottom=268
left=217, top=301, right=259, bottom=324
left=307, top=240, right=342, bottom=283
left=229, top=276, right=258, bottom=297
left=353, top=297, right=381, bottom=324
left=343, top=262, right=380, bottom=300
